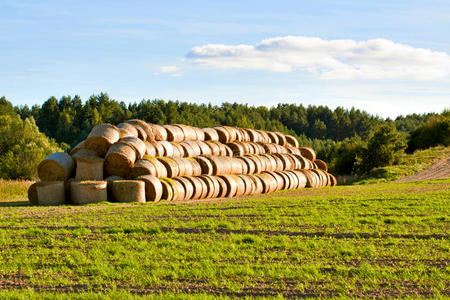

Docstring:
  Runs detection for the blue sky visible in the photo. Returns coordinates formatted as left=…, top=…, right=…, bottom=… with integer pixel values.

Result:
left=1, top=0, right=449, bottom=118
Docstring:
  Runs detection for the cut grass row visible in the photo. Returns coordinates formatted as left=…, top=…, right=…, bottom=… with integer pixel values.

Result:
left=0, top=179, right=448, bottom=298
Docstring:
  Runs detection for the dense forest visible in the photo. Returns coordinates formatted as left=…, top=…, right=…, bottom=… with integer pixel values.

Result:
left=12, top=93, right=437, bottom=147
left=1, top=94, right=448, bottom=179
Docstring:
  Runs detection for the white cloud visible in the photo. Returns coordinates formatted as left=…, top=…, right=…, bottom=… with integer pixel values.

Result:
left=186, top=36, right=450, bottom=80
left=159, top=65, right=180, bottom=73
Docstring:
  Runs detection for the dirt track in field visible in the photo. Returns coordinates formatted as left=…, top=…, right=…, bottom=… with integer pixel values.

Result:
left=397, top=157, right=450, bottom=183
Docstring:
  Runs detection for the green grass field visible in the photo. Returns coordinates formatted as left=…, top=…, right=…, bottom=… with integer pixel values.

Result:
left=0, top=178, right=449, bottom=298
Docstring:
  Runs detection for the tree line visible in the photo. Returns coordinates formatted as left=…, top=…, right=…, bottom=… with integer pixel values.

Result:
left=1, top=94, right=448, bottom=179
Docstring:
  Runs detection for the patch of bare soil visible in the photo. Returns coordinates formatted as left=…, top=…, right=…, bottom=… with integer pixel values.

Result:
left=397, top=157, right=450, bottom=182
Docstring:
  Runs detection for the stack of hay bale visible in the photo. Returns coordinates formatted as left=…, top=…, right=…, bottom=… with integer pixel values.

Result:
left=28, top=120, right=337, bottom=205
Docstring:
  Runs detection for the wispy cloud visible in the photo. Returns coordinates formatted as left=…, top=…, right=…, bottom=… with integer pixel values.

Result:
left=186, top=36, right=450, bottom=80
left=158, top=65, right=181, bottom=77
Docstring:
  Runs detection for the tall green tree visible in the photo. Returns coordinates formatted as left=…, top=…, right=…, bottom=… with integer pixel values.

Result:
left=355, top=123, right=406, bottom=174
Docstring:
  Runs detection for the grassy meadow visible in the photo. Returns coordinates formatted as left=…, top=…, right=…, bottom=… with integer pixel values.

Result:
left=0, top=178, right=448, bottom=298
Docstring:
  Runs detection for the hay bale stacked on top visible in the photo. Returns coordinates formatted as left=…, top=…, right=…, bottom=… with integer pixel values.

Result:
left=29, top=120, right=337, bottom=205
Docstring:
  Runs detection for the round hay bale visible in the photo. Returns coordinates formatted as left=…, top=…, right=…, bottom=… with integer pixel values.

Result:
left=232, top=175, right=246, bottom=197
left=128, top=159, right=158, bottom=179
left=239, top=128, right=250, bottom=142
left=262, top=154, right=277, bottom=172
left=174, top=124, right=196, bottom=141
left=285, top=135, right=299, bottom=148
left=223, top=126, right=237, bottom=142
left=239, top=159, right=248, bottom=175
left=312, top=169, right=328, bottom=187
left=206, top=175, right=221, bottom=199
left=172, top=157, right=187, bottom=177
left=264, top=171, right=283, bottom=192
left=104, top=142, right=136, bottom=177
left=71, top=181, right=107, bottom=205
left=274, top=132, right=287, bottom=146
left=287, top=154, right=301, bottom=170
left=202, top=156, right=222, bottom=175
left=186, top=158, right=202, bottom=176
left=171, top=142, right=184, bottom=158
left=28, top=182, right=39, bottom=205
left=292, top=154, right=306, bottom=169
left=315, top=159, right=328, bottom=172
left=74, top=155, right=104, bottom=181
left=246, top=129, right=261, bottom=142
left=150, top=142, right=165, bottom=157
left=328, top=173, right=337, bottom=186
left=271, top=153, right=288, bottom=171
left=204, top=141, right=221, bottom=156
left=32, top=181, right=66, bottom=205
left=214, top=175, right=228, bottom=198
left=179, top=142, right=195, bottom=157
left=285, top=171, right=299, bottom=189
left=235, top=158, right=244, bottom=175
left=223, top=144, right=233, bottom=157
left=299, top=147, right=317, bottom=161
left=291, top=170, right=307, bottom=188
left=194, top=127, right=205, bottom=141
left=257, top=130, right=270, bottom=143
left=185, top=176, right=204, bottom=200
left=300, top=170, right=317, bottom=188
left=173, top=177, right=194, bottom=200
left=219, top=157, right=232, bottom=175
left=111, top=180, right=146, bottom=203
left=121, top=136, right=146, bottom=159
left=238, top=141, right=250, bottom=154
left=126, top=119, right=155, bottom=142
left=170, top=179, right=186, bottom=201
left=203, top=128, right=219, bottom=141
left=38, top=152, right=75, bottom=181
left=149, top=124, right=168, bottom=141
left=171, top=144, right=181, bottom=158
left=133, top=124, right=148, bottom=141
left=105, top=176, right=124, bottom=201
left=117, top=123, right=139, bottom=138
left=159, top=179, right=174, bottom=201
left=254, top=173, right=275, bottom=193
left=227, top=142, right=245, bottom=157
left=157, top=157, right=180, bottom=178
left=240, top=157, right=255, bottom=174
left=163, top=125, right=185, bottom=142
left=84, top=124, right=120, bottom=157
left=219, top=175, right=238, bottom=198
left=214, top=127, right=230, bottom=143
left=142, top=156, right=167, bottom=177
left=194, top=156, right=214, bottom=175
left=159, top=141, right=174, bottom=157
left=274, top=171, right=289, bottom=190
left=174, top=157, right=192, bottom=176
left=286, top=146, right=301, bottom=155
left=247, top=174, right=264, bottom=194
left=198, top=175, right=215, bottom=199
left=70, top=140, right=85, bottom=156
left=216, top=142, right=227, bottom=157
left=145, top=142, right=157, bottom=157
left=197, top=176, right=209, bottom=199
left=260, top=143, right=275, bottom=154
left=137, top=175, right=163, bottom=202
left=245, top=155, right=262, bottom=173
left=267, top=132, right=279, bottom=144
left=246, top=142, right=256, bottom=154
left=185, top=141, right=202, bottom=157
left=238, top=175, right=253, bottom=196
left=196, top=141, right=212, bottom=155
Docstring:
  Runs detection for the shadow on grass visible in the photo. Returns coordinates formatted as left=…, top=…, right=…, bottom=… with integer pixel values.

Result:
left=0, top=200, right=31, bottom=207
